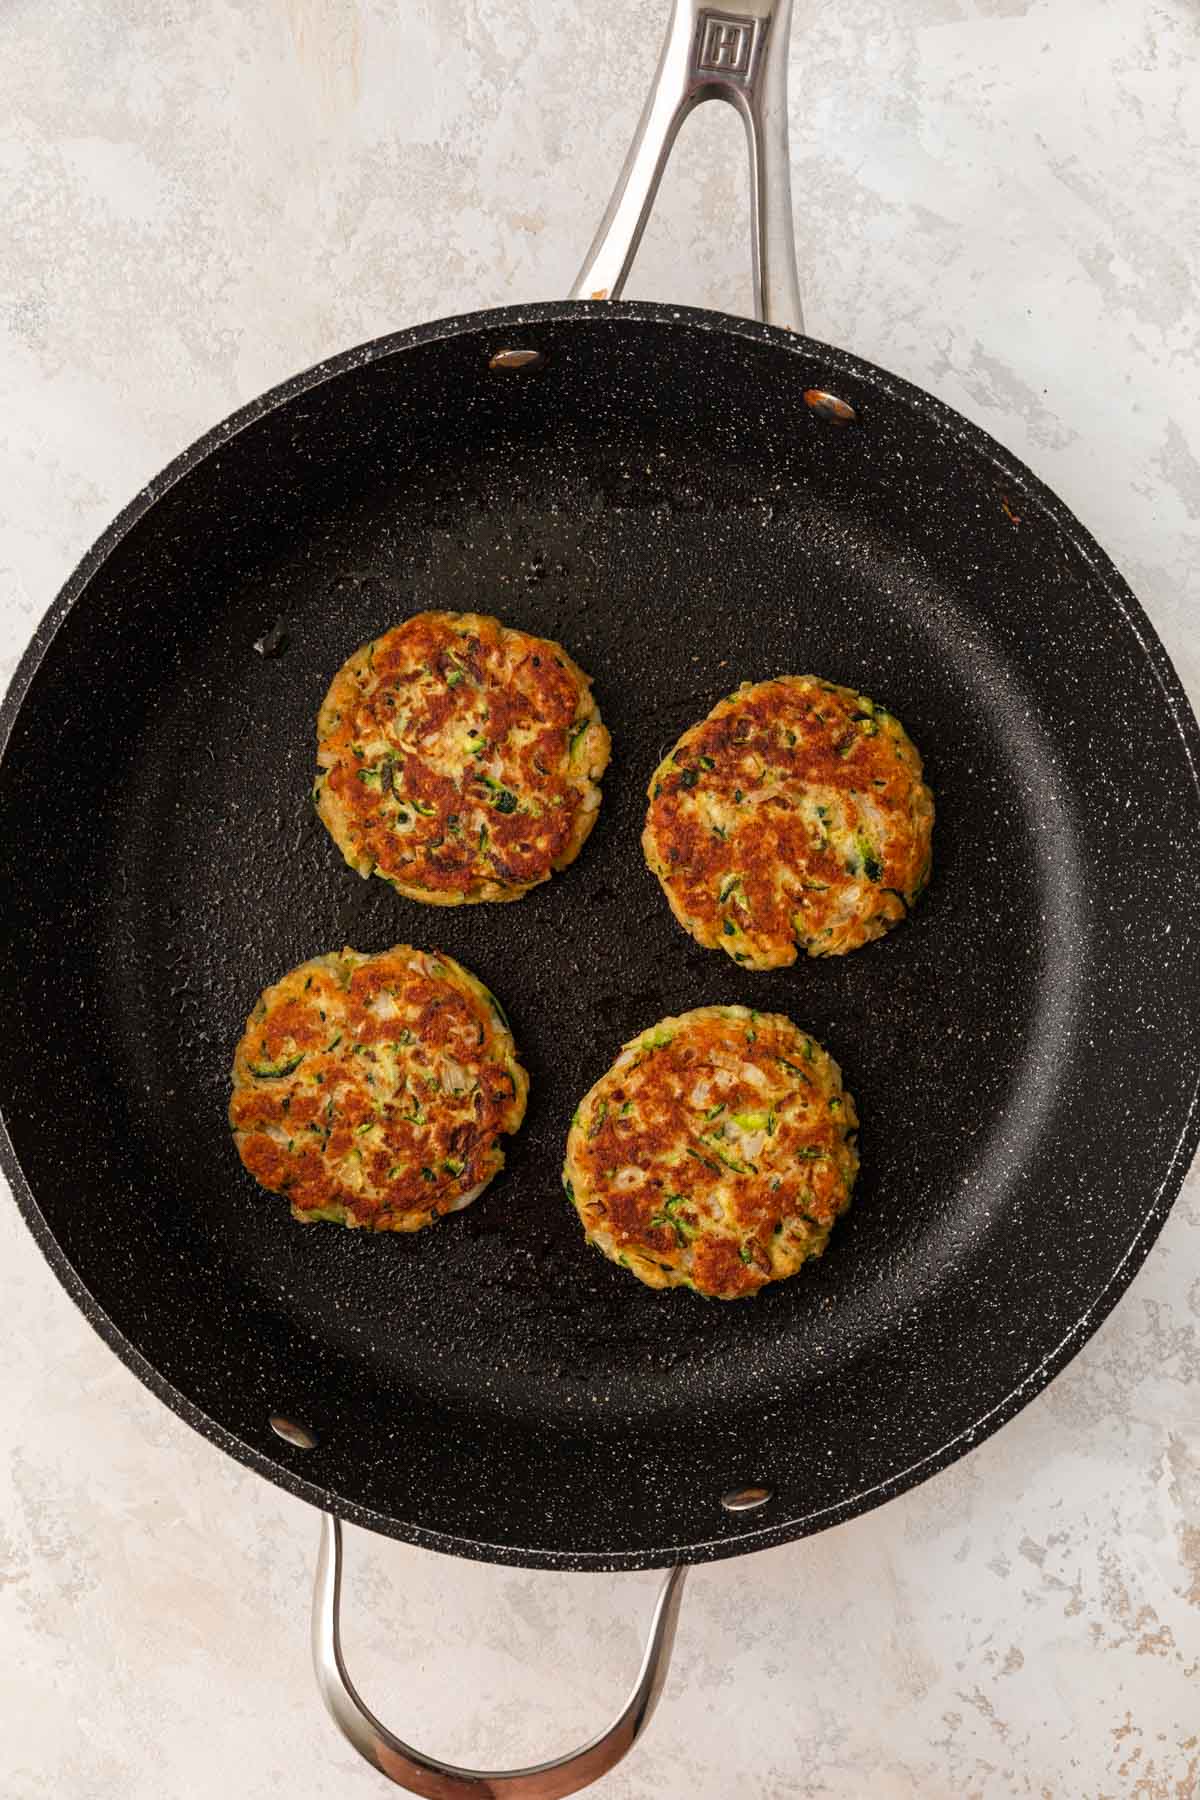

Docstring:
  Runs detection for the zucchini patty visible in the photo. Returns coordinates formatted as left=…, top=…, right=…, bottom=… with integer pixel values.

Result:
left=642, top=676, right=934, bottom=969
left=229, top=945, right=528, bottom=1230
left=563, top=1006, right=858, bottom=1299
left=315, top=610, right=610, bottom=904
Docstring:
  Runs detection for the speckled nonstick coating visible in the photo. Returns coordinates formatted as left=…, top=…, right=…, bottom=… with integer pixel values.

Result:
left=2, top=302, right=1199, bottom=1571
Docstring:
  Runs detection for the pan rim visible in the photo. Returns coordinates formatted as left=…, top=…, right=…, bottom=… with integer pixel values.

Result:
left=3, top=297, right=1199, bottom=1570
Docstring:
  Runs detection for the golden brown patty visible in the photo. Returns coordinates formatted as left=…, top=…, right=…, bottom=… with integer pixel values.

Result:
left=642, top=676, right=934, bottom=969
left=563, top=1006, right=858, bottom=1300
left=315, top=610, right=610, bottom=904
left=229, top=945, right=528, bottom=1230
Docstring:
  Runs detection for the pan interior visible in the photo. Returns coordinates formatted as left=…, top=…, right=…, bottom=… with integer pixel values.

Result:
left=2, top=309, right=1197, bottom=1566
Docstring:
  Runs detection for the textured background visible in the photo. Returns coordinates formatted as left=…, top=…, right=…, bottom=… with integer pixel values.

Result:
left=3, top=1, right=1199, bottom=1794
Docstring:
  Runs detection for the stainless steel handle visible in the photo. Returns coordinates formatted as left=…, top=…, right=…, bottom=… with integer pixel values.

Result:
left=570, top=0, right=803, bottom=331
left=312, top=1514, right=689, bottom=1798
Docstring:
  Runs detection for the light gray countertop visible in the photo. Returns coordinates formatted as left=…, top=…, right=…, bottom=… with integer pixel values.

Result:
left=3, top=3, right=1199, bottom=1795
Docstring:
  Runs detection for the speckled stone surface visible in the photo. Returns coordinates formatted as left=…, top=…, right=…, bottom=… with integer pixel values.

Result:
left=3, top=1, right=1200, bottom=1794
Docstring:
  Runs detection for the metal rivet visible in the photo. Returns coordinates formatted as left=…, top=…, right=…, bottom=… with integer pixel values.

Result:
left=489, top=347, right=544, bottom=372
left=269, top=1414, right=317, bottom=1450
left=721, top=1485, right=773, bottom=1514
left=803, top=389, right=857, bottom=425
left=252, top=617, right=288, bottom=658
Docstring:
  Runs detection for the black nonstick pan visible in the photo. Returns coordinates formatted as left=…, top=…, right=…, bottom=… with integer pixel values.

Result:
left=3, top=1, right=1199, bottom=1793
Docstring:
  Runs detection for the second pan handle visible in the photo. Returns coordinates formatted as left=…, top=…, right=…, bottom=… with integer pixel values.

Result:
left=569, top=0, right=804, bottom=332
left=313, top=1514, right=689, bottom=1798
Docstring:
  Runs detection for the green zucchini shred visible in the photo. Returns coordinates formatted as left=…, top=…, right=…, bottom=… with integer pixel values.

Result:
left=248, top=1051, right=305, bottom=1080
left=649, top=1192, right=692, bottom=1247
left=856, top=833, right=883, bottom=882
left=713, top=1147, right=753, bottom=1174
left=480, top=776, right=517, bottom=813
left=481, top=986, right=511, bottom=1032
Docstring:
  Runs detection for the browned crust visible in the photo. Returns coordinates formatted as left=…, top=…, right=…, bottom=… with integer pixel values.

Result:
left=642, top=676, right=934, bottom=968
left=315, top=611, right=610, bottom=905
left=563, top=1006, right=859, bottom=1299
left=229, top=945, right=528, bottom=1231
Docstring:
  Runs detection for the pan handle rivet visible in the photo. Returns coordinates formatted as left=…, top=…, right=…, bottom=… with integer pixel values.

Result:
left=721, top=1485, right=772, bottom=1514
left=804, top=389, right=857, bottom=425
left=270, top=1414, right=318, bottom=1450
left=489, top=347, right=544, bottom=372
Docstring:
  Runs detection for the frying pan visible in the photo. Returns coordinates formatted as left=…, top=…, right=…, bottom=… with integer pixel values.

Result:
left=3, top=0, right=1199, bottom=1793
